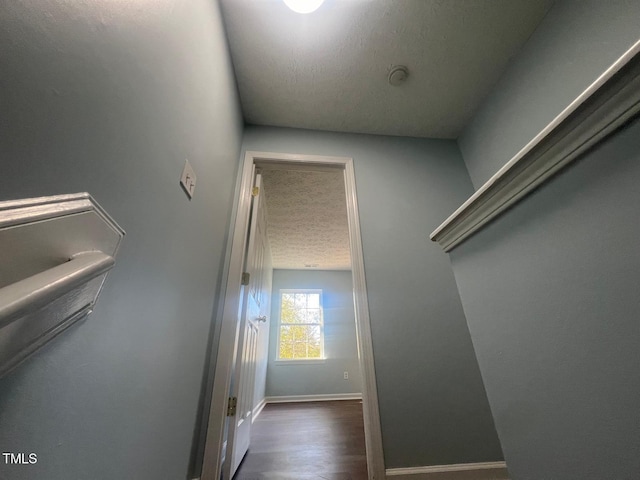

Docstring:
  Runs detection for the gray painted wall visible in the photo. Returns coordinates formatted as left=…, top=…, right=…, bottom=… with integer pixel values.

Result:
left=242, top=126, right=503, bottom=468
left=459, top=0, right=640, bottom=189
left=450, top=118, right=640, bottom=480
left=0, top=1, right=242, bottom=479
left=266, top=270, right=361, bottom=397
left=450, top=3, right=640, bottom=477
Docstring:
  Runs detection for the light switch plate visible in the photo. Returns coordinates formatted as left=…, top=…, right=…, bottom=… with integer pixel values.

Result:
left=180, top=160, right=197, bottom=199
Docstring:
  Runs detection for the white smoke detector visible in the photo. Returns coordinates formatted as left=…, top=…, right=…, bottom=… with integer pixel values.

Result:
left=388, top=65, right=409, bottom=86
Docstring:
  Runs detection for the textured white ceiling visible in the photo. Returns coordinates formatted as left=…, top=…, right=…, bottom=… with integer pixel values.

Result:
left=261, top=169, right=351, bottom=270
left=220, top=0, right=554, bottom=138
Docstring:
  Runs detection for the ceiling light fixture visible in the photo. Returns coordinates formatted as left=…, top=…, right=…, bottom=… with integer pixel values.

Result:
left=283, top=0, right=325, bottom=14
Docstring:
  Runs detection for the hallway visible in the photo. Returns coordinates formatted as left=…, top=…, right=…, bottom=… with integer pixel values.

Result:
left=2, top=2, right=640, bottom=479
left=233, top=401, right=367, bottom=480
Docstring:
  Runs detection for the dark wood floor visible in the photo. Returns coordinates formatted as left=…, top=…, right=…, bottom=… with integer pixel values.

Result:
left=233, top=400, right=368, bottom=480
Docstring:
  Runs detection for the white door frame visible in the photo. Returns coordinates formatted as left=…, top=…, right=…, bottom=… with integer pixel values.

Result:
left=200, top=151, right=385, bottom=480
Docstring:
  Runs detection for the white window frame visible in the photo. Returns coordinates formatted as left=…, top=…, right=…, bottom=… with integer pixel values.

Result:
left=275, top=288, right=325, bottom=363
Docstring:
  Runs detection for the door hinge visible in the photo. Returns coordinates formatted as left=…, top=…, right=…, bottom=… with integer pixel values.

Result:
left=241, top=272, right=250, bottom=285
left=251, top=186, right=260, bottom=197
left=227, top=397, right=238, bottom=417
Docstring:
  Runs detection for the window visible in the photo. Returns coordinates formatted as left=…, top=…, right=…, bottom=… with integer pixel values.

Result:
left=277, top=289, right=324, bottom=360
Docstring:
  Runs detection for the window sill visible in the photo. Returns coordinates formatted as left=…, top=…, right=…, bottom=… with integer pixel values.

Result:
left=274, top=359, right=326, bottom=365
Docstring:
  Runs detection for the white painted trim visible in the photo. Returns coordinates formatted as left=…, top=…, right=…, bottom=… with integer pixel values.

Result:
left=220, top=441, right=227, bottom=465
left=344, top=157, right=387, bottom=480
left=0, top=193, right=125, bottom=378
left=200, top=153, right=256, bottom=480
left=265, top=393, right=363, bottom=403
left=431, top=40, right=640, bottom=252
left=252, top=398, right=267, bottom=422
left=386, top=462, right=508, bottom=479
left=200, top=152, right=386, bottom=480
left=0, top=192, right=124, bottom=238
left=273, top=359, right=326, bottom=365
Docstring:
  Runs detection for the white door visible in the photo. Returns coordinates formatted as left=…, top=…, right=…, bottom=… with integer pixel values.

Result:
left=224, top=173, right=269, bottom=479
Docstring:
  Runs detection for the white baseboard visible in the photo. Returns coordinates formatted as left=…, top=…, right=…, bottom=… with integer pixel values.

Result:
left=265, top=393, right=363, bottom=403
left=252, top=398, right=267, bottom=422
left=386, top=462, right=509, bottom=480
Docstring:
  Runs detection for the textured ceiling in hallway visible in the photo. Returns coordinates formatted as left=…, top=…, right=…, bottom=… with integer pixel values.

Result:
left=221, top=0, right=554, bottom=138
left=261, top=168, right=351, bottom=270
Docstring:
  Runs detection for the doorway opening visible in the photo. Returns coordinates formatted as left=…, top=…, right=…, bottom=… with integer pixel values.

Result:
left=200, top=152, right=385, bottom=480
